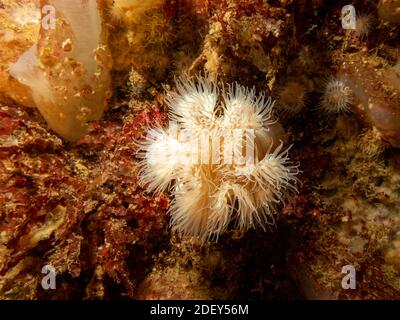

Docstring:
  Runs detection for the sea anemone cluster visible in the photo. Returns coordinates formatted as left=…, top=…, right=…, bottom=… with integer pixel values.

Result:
left=137, top=76, right=299, bottom=241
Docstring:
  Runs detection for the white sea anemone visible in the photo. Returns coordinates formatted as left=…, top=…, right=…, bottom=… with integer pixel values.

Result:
left=137, top=126, right=187, bottom=193
left=319, top=77, right=353, bottom=118
left=165, top=76, right=219, bottom=131
left=137, top=76, right=299, bottom=241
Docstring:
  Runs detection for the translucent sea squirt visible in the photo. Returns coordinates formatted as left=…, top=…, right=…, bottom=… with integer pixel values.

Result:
left=10, top=0, right=112, bottom=141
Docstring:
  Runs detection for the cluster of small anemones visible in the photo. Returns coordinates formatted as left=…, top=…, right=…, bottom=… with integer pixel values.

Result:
left=137, top=76, right=299, bottom=241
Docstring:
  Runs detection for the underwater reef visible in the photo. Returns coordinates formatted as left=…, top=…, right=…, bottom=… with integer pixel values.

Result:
left=0, top=0, right=400, bottom=300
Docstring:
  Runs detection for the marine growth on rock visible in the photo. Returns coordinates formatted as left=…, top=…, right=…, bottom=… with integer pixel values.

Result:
left=1, top=0, right=400, bottom=301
